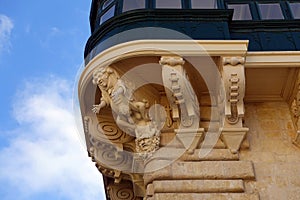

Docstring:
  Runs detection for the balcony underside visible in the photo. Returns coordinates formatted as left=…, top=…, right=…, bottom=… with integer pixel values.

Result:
left=78, top=39, right=300, bottom=199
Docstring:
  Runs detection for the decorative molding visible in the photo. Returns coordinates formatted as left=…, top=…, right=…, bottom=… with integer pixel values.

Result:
left=245, top=51, right=300, bottom=68
left=135, top=136, right=160, bottom=156
left=222, top=56, right=246, bottom=126
left=83, top=116, right=91, bottom=135
left=223, top=57, right=245, bottom=66
left=220, top=127, right=249, bottom=154
left=220, top=56, right=248, bottom=153
left=97, top=120, right=134, bottom=143
left=79, top=40, right=249, bottom=94
left=160, top=56, right=200, bottom=128
left=176, top=129, right=204, bottom=154
left=89, top=136, right=133, bottom=172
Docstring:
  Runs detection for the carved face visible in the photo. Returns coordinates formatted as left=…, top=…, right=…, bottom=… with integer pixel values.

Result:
left=92, top=68, right=115, bottom=92
left=98, top=72, right=109, bottom=88
left=136, top=136, right=160, bottom=154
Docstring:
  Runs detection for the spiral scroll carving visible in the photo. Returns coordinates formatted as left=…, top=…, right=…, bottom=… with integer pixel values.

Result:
left=116, top=188, right=134, bottom=199
left=89, top=137, right=133, bottom=171
left=108, top=183, right=135, bottom=200
left=100, top=148, right=131, bottom=167
left=97, top=120, right=134, bottom=143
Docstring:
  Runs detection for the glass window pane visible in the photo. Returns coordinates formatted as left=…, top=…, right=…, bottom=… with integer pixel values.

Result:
left=100, top=5, right=115, bottom=24
left=259, top=3, right=284, bottom=20
left=228, top=4, right=252, bottom=20
left=156, top=0, right=182, bottom=9
left=123, top=0, right=146, bottom=12
left=192, top=0, right=217, bottom=9
left=290, top=3, right=300, bottom=19
left=102, top=0, right=114, bottom=10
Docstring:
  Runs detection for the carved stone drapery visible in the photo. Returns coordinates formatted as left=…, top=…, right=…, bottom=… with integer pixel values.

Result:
left=220, top=56, right=248, bottom=153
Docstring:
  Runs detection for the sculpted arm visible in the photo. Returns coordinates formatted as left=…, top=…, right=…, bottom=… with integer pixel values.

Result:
left=92, top=97, right=108, bottom=114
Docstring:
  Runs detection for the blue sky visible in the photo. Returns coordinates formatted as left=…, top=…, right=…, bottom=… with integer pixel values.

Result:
left=0, top=1, right=106, bottom=199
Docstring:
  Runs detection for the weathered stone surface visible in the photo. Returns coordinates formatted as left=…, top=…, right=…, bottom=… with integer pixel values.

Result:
left=145, top=161, right=255, bottom=184
left=152, top=180, right=244, bottom=193
left=242, top=102, right=300, bottom=200
left=171, top=161, right=255, bottom=180
left=146, top=184, right=154, bottom=196
left=181, top=149, right=239, bottom=161
left=146, top=148, right=239, bottom=162
left=153, top=193, right=260, bottom=200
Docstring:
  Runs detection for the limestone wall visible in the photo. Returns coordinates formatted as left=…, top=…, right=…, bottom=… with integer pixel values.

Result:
left=242, top=102, right=300, bottom=199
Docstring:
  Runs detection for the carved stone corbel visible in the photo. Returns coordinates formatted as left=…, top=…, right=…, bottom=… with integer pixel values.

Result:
left=220, top=56, right=248, bottom=153
left=160, top=56, right=202, bottom=154
left=291, top=83, right=300, bottom=147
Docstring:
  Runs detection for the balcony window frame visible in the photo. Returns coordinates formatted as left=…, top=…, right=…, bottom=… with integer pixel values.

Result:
left=97, top=0, right=117, bottom=25
left=288, top=1, right=300, bottom=19
left=257, top=2, right=286, bottom=20
left=190, top=0, right=219, bottom=9
left=226, top=2, right=254, bottom=21
left=154, top=0, right=184, bottom=9
left=121, top=0, right=147, bottom=13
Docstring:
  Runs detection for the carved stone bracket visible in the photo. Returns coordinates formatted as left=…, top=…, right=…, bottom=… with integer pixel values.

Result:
left=220, top=127, right=249, bottom=154
left=222, top=57, right=246, bottom=126
left=220, top=56, right=248, bottom=153
left=160, top=56, right=202, bottom=155
left=175, top=128, right=205, bottom=154
left=291, top=81, right=300, bottom=147
left=160, top=56, right=200, bottom=129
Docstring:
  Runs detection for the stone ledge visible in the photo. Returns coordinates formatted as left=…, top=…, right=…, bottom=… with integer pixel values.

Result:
left=181, top=149, right=239, bottom=161
left=152, top=180, right=244, bottom=193
left=144, top=161, right=255, bottom=184
left=146, top=148, right=239, bottom=162
left=153, top=193, right=259, bottom=200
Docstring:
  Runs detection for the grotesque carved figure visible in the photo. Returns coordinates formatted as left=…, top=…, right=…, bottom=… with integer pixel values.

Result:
left=92, top=66, right=161, bottom=156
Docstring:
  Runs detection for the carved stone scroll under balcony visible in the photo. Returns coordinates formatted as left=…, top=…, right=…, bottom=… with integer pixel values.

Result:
left=220, top=56, right=248, bottom=153
left=160, top=56, right=203, bottom=154
left=291, top=78, right=300, bottom=147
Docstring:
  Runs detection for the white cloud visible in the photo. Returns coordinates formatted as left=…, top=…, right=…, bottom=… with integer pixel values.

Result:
left=0, top=14, right=13, bottom=54
left=0, top=76, right=106, bottom=200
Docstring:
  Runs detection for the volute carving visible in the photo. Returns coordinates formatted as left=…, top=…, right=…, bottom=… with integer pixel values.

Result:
left=107, top=181, right=136, bottom=200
